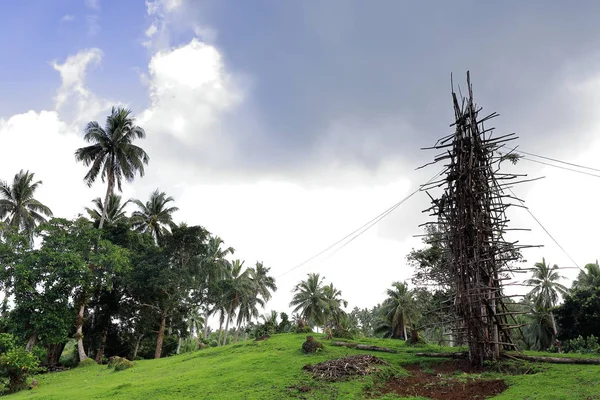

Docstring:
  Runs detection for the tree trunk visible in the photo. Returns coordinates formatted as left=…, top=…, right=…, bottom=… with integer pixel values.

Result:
left=222, top=307, right=232, bottom=346
left=98, top=172, right=114, bottom=230
left=331, top=342, right=398, bottom=353
left=25, top=331, right=37, bottom=352
left=403, top=324, right=408, bottom=341
left=203, top=310, right=210, bottom=340
left=95, top=324, right=109, bottom=363
left=46, top=343, right=66, bottom=366
left=235, top=320, right=241, bottom=343
left=132, top=334, right=143, bottom=360
left=154, top=310, right=167, bottom=359
left=75, top=303, right=87, bottom=361
left=176, top=336, right=182, bottom=354
left=217, top=317, right=224, bottom=346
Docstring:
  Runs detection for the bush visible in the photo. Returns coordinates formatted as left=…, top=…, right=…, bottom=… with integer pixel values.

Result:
left=0, top=348, right=42, bottom=393
left=107, top=356, right=134, bottom=371
left=563, top=335, right=600, bottom=354
left=0, top=333, right=16, bottom=354
left=78, top=358, right=97, bottom=368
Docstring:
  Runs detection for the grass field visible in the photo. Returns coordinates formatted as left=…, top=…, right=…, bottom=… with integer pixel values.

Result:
left=9, top=334, right=600, bottom=399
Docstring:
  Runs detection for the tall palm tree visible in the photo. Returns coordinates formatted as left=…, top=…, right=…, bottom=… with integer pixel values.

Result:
left=525, top=258, right=567, bottom=310
left=85, top=194, right=130, bottom=226
left=379, top=281, right=416, bottom=340
left=525, top=258, right=567, bottom=340
left=323, top=283, right=348, bottom=329
left=221, top=260, right=253, bottom=346
left=0, top=170, right=53, bottom=240
left=573, top=261, right=600, bottom=290
left=289, top=273, right=329, bottom=330
left=203, top=236, right=234, bottom=340
left=131, top=189, right=178, bottom=244
left=75, top=107, right=149, bottom=230
left=250, top=262, right=277, bottom=304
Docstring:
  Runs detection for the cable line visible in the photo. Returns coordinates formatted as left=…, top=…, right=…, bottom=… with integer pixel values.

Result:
left=517, top=149, right=600, bottom=173
left=507, top=187, right=581, bottom=271
left=520, top=157, right=600, bottom=179
left=276, top=170, right=443, bottom=278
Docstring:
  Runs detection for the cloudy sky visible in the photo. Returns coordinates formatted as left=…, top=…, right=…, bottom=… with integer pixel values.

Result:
left=1, top=0, right=599, bottom=321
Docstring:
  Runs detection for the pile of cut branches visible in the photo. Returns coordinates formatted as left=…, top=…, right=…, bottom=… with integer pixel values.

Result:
left=303, top=355, right=388, bottom=381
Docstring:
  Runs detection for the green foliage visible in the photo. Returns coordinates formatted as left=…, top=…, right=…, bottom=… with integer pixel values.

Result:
left=555, top=287, right=600, bottom=342
left=0, top=333, right=16, bottom=353
left=0, top=347, right=42, bottom=393
left=562, top=335, right=600, bottom=354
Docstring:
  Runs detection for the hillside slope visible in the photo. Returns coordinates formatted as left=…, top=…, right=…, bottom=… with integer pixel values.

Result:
left=10, top=334, right=600, bottom=399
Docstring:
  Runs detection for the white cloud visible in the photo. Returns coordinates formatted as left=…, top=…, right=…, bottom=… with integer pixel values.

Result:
left=84, top=0, right=100, bottom=10
left=85, top=15, right=101, bottom=36
left=138, top=38, right=243, bottom=166
left=51, top=48, right=115, bottom=125
left=60, top=14, right=76, bottom=23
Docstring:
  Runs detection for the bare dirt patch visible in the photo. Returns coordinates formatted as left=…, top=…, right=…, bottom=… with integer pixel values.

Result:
left=379, top=361, right=508, bottom=400
left=303, top=354, right=388, bottom=381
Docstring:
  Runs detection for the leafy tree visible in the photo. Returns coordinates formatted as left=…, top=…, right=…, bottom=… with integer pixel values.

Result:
left=555, top=287, right=600, bottom=343
left=129, top=224, right=209, bottom=358
left=85, top=194, right=130, bottom=227
left=131, top=189, right=178, bottom=244
left=75, top=107, right=149, bottom=229
left=0, top=170, right=53, bottom=241
left=289, top=273, right=329, bottom=330
left=573, top=261, right=600, bottom=290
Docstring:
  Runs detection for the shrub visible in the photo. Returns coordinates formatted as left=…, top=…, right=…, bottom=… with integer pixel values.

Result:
left=563, top=335, right=600, bottom=354
left=0, top=333, right=16, bottom=353
left=78, top=358, right=97, bottom=368
left=0, top=348, right=42, bottom=393
left=114, top=358, right=134, bottom=371
left=107, top=356, right=134, bottom=371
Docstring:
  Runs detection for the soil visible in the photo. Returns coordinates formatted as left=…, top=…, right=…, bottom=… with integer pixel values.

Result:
left=379, top=360, right=508, bottom=400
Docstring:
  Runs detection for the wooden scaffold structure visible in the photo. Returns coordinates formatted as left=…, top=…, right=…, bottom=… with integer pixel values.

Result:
left=420, top=72, right=534, bottom=366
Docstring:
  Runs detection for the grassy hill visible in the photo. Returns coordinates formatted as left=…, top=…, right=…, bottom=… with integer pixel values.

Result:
left=10, top=334, right=600, bottom=399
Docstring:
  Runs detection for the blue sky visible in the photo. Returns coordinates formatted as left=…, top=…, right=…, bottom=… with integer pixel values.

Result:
left=1, top=0, right=600, bottom=314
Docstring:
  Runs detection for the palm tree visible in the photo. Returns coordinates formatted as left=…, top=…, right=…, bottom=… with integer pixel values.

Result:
left=525, top=258, right=567, bottom=341
left=250, top=262, right=277, bottom=304
left=85, top=194, right=130, bottom=226
left=203, top=236, right=234, bottom=340
left=323, top=283, right=348, bottom=329
left=289, top=273, right=329, bottom=330
left=75, top=107, right=149, bottom=230
left=0, top=170, right=53, bottom=240
left=573, top=261, right=600, bottom=290
left=526, top=258, right=568, bottom=310
left=378, top=281, right=415, bottom=340
left=221, top=260, right=253, bottom=346
left=131, top=189, right=178, bottom=244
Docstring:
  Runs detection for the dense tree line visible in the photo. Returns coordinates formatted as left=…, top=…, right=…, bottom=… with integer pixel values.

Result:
left=0, top=108, right=277, bottom=388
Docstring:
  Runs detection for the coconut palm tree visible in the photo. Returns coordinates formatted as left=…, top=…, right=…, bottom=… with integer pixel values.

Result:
left=323, top=283, right=348, bottom=329
left=221, top=260, right=253, bottom=346
left=289, top=273, right=329, bottom=330
left=526, top=258, right=567, bottom=310
left=75, top=107, right=149, bottom=230
left=131, top=189, right=178, bottom=244
left=378, top=281, right=416, bottom=340
left=573, top=261, right=600, bottom=290
left=85, top=194, right=130, bottom=226
left=0, top=170, right=53, bottom=240
left=250, top=262, right=277, bottom=304
left=525, top=258, right=567, bottom=340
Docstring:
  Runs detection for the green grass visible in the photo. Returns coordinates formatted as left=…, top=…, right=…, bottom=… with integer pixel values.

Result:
left=10, top=334, right=600, bottom=399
